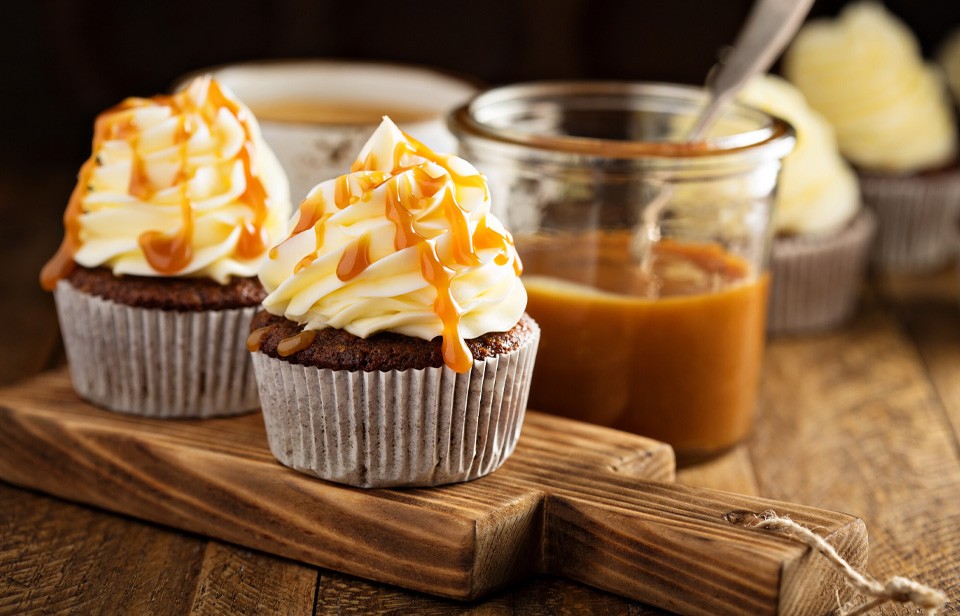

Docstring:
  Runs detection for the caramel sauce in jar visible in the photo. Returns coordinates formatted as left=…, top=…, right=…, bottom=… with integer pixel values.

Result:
left=520, top=232, right=767, bottom=457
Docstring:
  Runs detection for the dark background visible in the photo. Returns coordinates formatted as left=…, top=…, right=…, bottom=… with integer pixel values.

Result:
left=3, top=0, right=958, bottom=167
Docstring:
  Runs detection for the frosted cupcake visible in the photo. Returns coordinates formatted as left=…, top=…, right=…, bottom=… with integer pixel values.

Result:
left=249, top=117, right=539, bottom=488
left=738, top=75, right=874, bottom=334
left=939, top=27, right=960, bottom=107
left=784, top=2, right=960, bottom=272
left=40, top=76, right=291, bottom=417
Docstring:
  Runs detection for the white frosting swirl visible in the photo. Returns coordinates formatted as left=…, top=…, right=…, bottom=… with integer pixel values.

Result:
left=784, top=2, right=958, bottom=173
left=72, top=77, right=291, bottom=283
left=259, top=117, right=526, bottom=351
left=739, top=75, right=860, bottom=235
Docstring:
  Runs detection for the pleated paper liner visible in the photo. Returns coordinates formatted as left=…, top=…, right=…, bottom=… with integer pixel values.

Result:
left=768, top=208, right=876, bottom=335
left=252, top=322, right=540, bottom=488
left=859, top=168, right=960, bottom=272
left=54, top=280, right=260, bottom=418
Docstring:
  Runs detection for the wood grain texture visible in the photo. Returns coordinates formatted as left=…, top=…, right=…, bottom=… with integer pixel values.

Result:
left=0, top=369, right=867, bottom=615
left=188, top=542, right=318, bottom=616
left=757, top=286, right=960, bottom=614
left=0, top=483, right=204, bottom=614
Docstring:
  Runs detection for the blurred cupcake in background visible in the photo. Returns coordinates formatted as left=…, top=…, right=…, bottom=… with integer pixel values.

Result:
left=939, top=27, right=960, bottom=106
left=739, top=74, right=874, bottom=334
left=784, top=2, right=960, bottom=272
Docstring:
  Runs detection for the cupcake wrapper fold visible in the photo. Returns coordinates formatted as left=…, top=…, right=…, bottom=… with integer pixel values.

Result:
left=54, top=280, right=260, bottom=418
left=858, top=170, right=960, bottom=272
left=251, top=324, right=539, bottom=488
left=768, top=208, right=876, bottom=335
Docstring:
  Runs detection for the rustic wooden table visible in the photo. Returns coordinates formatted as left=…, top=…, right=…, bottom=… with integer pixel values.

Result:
left=1, top=166, right=958, bottom=614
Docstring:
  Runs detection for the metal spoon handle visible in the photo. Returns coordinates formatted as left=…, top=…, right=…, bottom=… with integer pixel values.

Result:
left=687, top=0, right=815, bottom=140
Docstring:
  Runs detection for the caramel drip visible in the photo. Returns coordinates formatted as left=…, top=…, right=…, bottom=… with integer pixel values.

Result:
left=236, top=220, right=268, bottom=260
left=246, top=326, right=271, bottom=352
left=385, top=183, right=418, bottom=251
left=127, top=148, right=153, bottom=200
left=41, top=76, right=273, bottom=289
left=418, top=242, right=472, bottom=373
left=439, top=188, right=479, bottom=267
left=336, top=235, right=372, bottom=281
left=334, top=176, right=358, bottom=209
left=138, top=185, right=195, bottom=274
left=474, top=218, right=523, bottom=276
left=291, top=194, right=327, bottom=236
left=409, top=166, right=446, bottom=198
left=294, top=221, right=325, bottom=273
left=277, top=330, right=317, bottom=357
left=39, top=158, right=95, bottom=290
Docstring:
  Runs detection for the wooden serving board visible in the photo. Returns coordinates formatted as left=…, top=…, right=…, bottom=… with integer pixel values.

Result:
left=0, top=369, right=867, bottom=616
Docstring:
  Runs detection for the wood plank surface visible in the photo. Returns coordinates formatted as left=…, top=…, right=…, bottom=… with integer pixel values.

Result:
left=0, top=369, right=870, bottom=615
left=755, top=287, right=960, bottom=614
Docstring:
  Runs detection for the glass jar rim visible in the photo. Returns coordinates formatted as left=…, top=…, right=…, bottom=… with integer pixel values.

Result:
left=448, top=81, right=795, bottom=162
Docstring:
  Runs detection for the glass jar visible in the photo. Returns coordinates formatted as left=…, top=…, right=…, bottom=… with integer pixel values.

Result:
left=449, top=82, right=795, bottom=459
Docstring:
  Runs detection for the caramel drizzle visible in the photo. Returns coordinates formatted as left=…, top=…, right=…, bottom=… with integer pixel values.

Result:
left=246, top=326, right=271, bottom=352
left=418, top=242, right=472, bottom=372
left=277, top=330, right=317, bottom=357
left=40, top=76, right=272, bottom=290
left=336, top=235, right=372, bottom=281
left=246, top=326, right=318, bottom=358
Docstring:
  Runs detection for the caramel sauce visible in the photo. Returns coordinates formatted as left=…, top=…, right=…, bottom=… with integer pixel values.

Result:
left=246, top=326, right=271, bottom=352
left=40, top=75, right=273, bottom=288
left=39, top=159, right=95, bottom=290
left=336, top=235, right=372, bottom=281
left=439, top=189, right=479, bottom=267
left=277, top=330, right=317, bottom=357
left=385, top=183, right=418, bottom=251
left=294, top=222, right=326, bottom=273
left=419, top=242, right=472, bottom=373
left=236, top=220, right=268, bottom=260
left=521, top=231, right=767, bottom=455
left=291, top=195, right=326, bottom=236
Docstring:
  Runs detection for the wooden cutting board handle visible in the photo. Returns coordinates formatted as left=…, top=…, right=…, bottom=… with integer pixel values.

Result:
left=0, top=370, right=867, bottom=615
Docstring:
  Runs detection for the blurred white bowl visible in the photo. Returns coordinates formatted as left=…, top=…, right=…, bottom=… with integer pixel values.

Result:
left=177, top=60, right=479, bottom=201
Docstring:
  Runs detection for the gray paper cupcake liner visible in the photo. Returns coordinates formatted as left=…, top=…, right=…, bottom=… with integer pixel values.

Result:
left=251, top=322, right=540, bottom=488
left=768, top=208, right=876, bottom=335
left=859, top=169, right=960, bottom=272
left=54, top=280, right=260, bottom=418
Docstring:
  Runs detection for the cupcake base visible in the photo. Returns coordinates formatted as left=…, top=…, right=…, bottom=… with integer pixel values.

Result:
left=251, top=321, right=539, bottom=488
left=858, top=168, right=960, bottom=272
left=54, top=280, right=260, bottom=418
left=768, top=209, right=876, bottom=335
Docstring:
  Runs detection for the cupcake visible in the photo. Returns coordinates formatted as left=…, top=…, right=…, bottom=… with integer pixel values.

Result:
left=738, top=74, right=874, bottom=334
left=40, top=76, right=291, bottom=417
left=939, top=28, right=960, bottom=107
left=249, top=117, right=538, bottom=488
left=784, top=2, right=960, bottom=272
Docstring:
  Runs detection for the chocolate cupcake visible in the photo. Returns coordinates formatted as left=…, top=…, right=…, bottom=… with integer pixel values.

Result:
left=784, top=3, right=960, bottom=273
left=250, top=117, right=538, bottom=488
left=739, top=75, right=874, bottom=334
left=40, top=76, right=291, bottom=417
